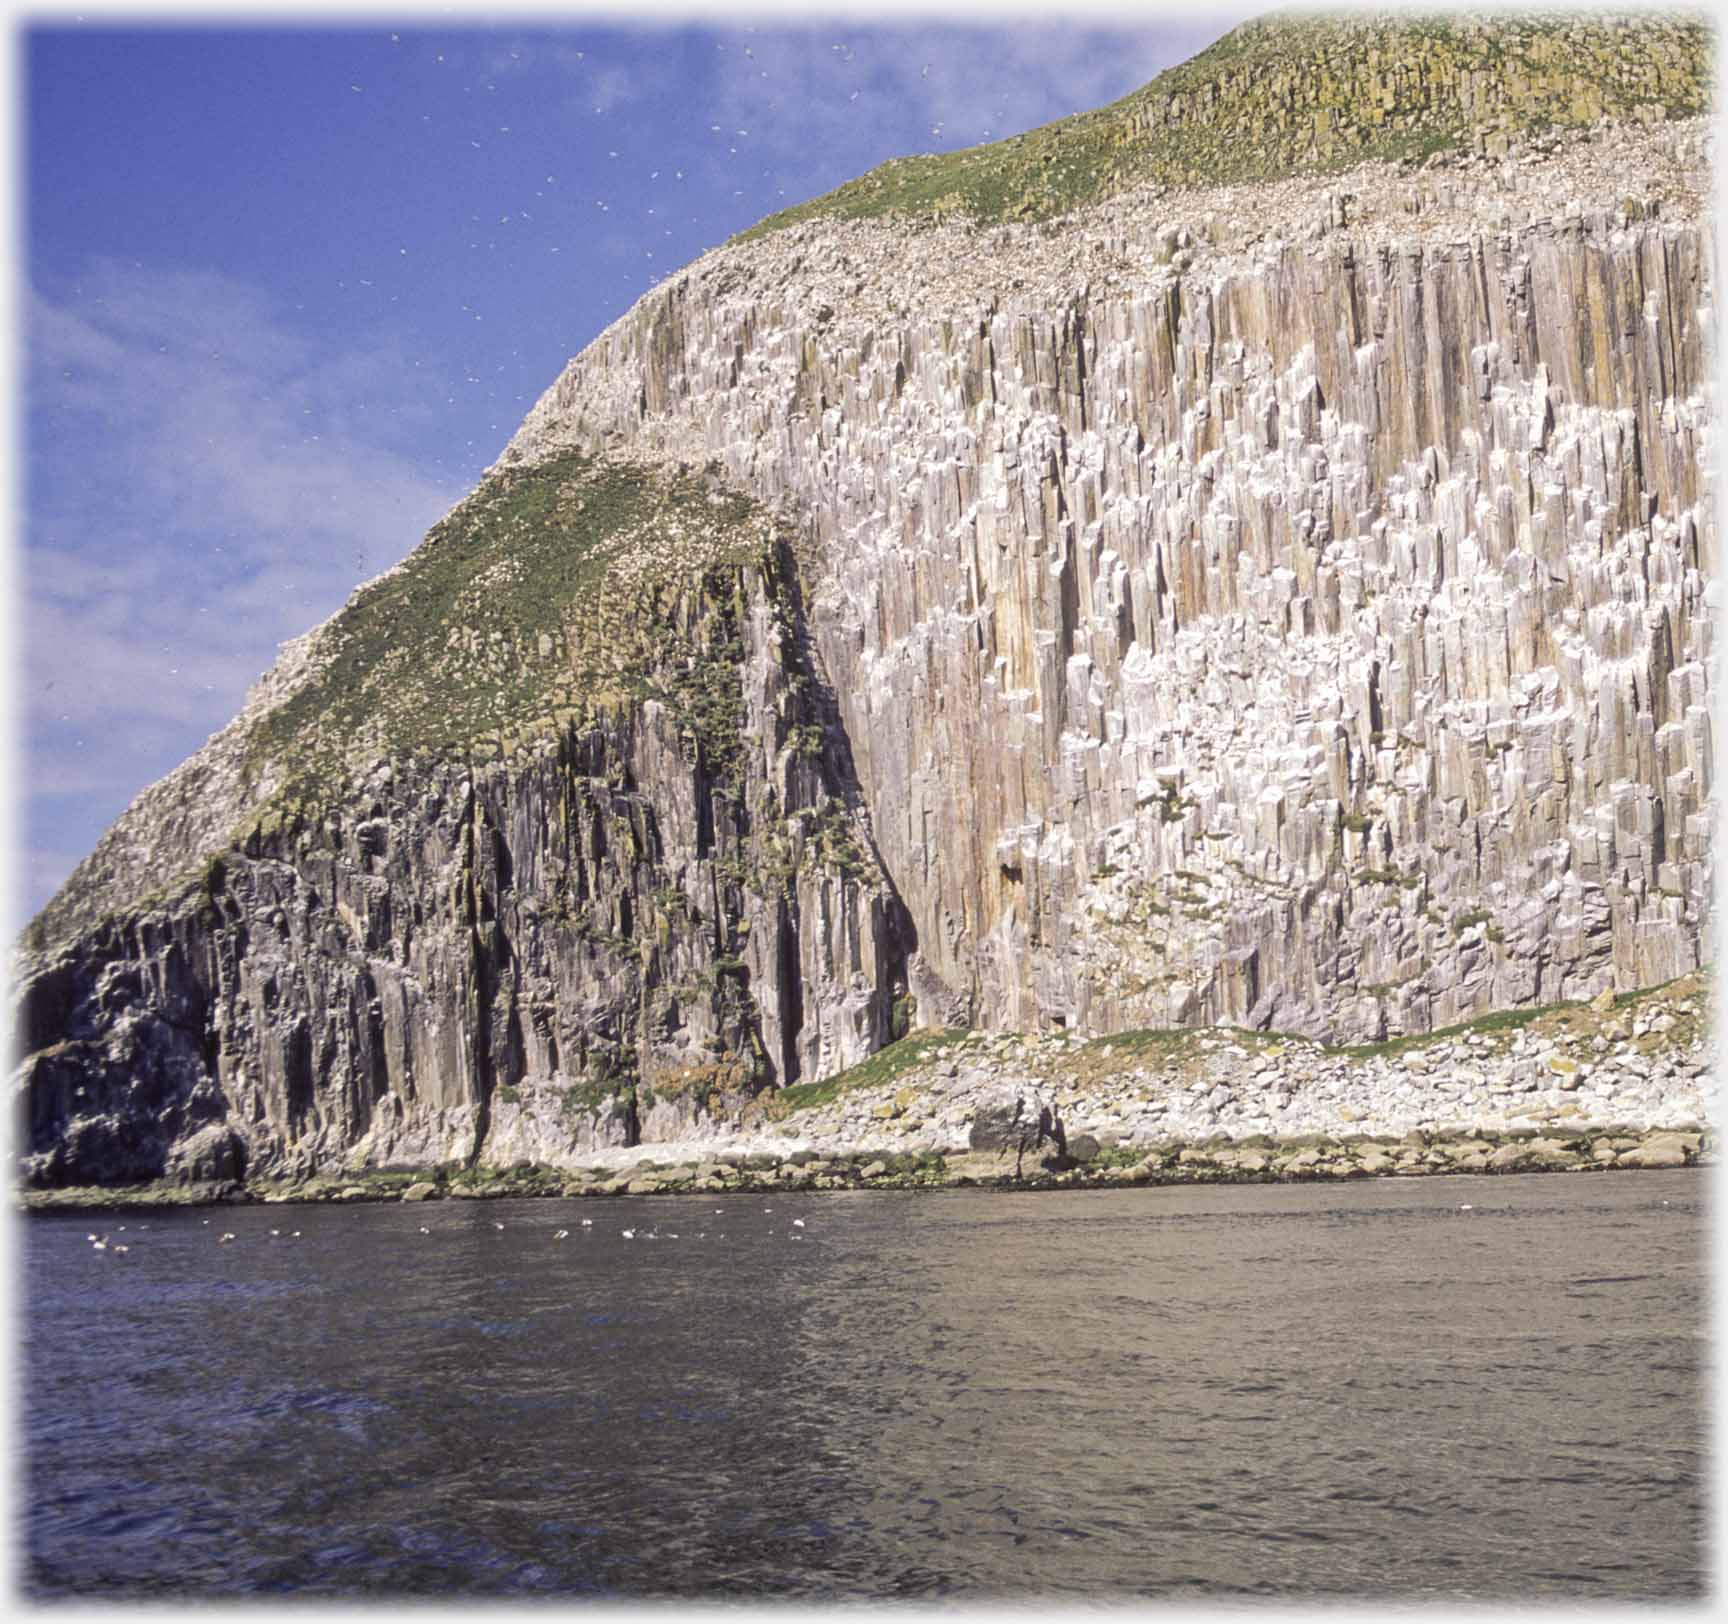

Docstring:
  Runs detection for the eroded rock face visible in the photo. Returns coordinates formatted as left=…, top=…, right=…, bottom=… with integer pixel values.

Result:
left=507, top=120, right=1715, bottom=1046
left=8, top=32, right=1717, bottom=1188
left=15, top=555, right=912, bottom=1188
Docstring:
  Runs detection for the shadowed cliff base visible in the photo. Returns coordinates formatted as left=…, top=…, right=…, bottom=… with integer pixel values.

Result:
left=16, top=450, right=915, bottom=1189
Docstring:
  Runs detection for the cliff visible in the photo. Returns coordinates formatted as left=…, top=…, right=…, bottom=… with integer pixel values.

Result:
left=11, top=10, right=1717, bottom=1189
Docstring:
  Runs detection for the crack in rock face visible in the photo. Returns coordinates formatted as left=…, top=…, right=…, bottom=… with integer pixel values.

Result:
left=9, top=11, right=1718, bottom=1190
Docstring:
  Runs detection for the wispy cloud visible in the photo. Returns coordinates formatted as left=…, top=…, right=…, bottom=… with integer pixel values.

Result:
left=704, top=21, right=1210, bottom=159
left=440, top=15, right=1257, bottom=218
left=23, top=261, right=464, bottom=910
left=467, top=33, right=677, bottom=116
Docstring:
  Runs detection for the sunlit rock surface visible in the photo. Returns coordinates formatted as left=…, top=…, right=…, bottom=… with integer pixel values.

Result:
left=11, top=12, right=1715, bottom=1187
left=510, top=113, right=1716, bottom=1045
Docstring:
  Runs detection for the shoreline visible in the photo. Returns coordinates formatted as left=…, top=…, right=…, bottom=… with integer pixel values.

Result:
left=21, top=974, right=1713, bottom=1216
left=18, top=1118, right=1713, bottom=1214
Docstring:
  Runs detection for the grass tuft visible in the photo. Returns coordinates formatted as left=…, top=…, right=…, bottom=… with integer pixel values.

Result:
left=240, top=452, right=776, bottom=818
left=770, top=1029, right=972, bottom=1115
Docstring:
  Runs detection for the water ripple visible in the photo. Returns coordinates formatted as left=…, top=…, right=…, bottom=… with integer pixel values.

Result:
left=22, top=1174, right=1707, bottom=1601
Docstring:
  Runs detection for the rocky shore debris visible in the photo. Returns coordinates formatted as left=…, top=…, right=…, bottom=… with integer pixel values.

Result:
left=20, top=975, right=1714, bottom=1213
left=967, top=1090, right=1072, bottom=1175
left=20, top=1118, right=1711, bottom=1215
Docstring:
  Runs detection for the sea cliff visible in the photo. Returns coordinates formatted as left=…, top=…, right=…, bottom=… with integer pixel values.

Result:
left=12, top=11, right=1715, bottom=1194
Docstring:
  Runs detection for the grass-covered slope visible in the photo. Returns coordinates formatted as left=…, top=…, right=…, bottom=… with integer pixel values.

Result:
left=739, top=7, right=1712, bottom=237
left=242, top=451, right=776, bottom=809
left=26, top=452, right=783, bottom=949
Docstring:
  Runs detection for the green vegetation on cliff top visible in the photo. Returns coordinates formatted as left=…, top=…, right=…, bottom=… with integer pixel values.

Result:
left=738, top=7, right=1712, bottom=239
left=244, top=451, right=776, bottom=812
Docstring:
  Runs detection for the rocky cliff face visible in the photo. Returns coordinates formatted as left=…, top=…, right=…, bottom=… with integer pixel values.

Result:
left=508, top=110, right=1716, bottom=1046
left=17, top=460, right=912, bottom=1186
left=11, top=11, right=1716, bottom=1188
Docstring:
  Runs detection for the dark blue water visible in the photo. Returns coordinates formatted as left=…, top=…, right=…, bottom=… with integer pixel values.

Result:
left=21, top=1171, right=1710, bottom=1600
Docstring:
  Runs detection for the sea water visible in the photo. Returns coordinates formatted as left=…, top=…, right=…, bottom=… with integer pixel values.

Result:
left=21, top=1169, right=1708, bottom=1600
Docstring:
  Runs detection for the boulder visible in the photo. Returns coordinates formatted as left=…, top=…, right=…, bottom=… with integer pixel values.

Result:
left=968, top=1095, right=1027, bottom=1152
left=164, top=1123, right=248, bottom=1187
left=1616, top=1145, right=1689, bottom=1169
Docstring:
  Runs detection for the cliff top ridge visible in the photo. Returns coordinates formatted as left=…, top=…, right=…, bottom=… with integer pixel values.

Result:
left=738, top=6, right=1714, bottom=238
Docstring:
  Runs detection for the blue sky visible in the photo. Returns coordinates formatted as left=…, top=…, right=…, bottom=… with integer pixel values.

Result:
left=14, top=2, right=1262, bottom=930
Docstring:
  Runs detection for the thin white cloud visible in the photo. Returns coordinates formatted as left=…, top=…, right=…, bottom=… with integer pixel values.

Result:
left=23, top=261, right=465, bottom=910
left=704, top=22, right=1191, bottom=158
left=461, top=33, right=676, bottom=116
left=487, top=14, right=1261, bottom=222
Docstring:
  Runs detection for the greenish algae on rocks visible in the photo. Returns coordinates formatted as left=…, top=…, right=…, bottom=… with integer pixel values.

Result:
left=17, top=1121, right=1713, bottom=1215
